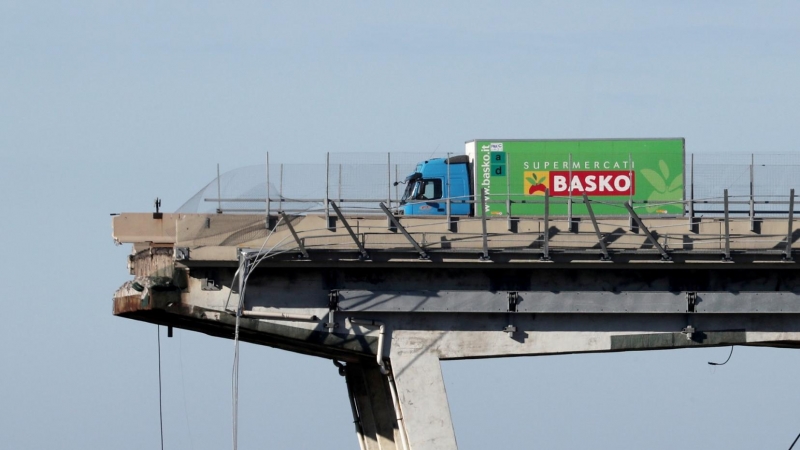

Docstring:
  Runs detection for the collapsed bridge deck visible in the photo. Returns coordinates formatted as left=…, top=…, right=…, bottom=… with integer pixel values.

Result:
left=113, top=210, right=800, bottom=450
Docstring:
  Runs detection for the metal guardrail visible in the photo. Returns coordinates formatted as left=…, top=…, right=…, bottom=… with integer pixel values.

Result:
left=204, top=189, right=800, bottom=231
left=186, top=153, right=800, bottom=240
left=216, top=189, right=800, bottom=265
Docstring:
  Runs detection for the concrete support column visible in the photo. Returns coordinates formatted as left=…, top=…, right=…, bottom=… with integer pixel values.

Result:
left=390, top=349, right=458, bottom=450
left=345, top=363, right=403, bottom=449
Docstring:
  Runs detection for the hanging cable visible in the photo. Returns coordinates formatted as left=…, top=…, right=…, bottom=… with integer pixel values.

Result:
left=232, top=256, right=246, bottom=450
left=223, top=216, right=285, bottom=313
left=178, top=331, right=195, bottom=450
left=231, top=216, right=286, bottom=450
left=789, top=431, right=800, bottom=450
left=157, top=325, right=165, bottom=450
left=708, top=346, right=734, bottom=366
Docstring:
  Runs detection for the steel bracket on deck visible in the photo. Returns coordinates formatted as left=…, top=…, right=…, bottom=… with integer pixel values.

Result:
left=329, top=201, right=370, bottom=260
left=379, top=202, right=429, bottom=260
left=624, top=202, right=672, bottom=262
left=279, top=211, right=309, bottom=259
left=583, top=193, right=611, bottom=261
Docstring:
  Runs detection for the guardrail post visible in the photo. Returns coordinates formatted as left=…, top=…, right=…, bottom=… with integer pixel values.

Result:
left=784, top=189, right=794, bottom=261
left=480, top=188, right=490, bottom=261
left=723, top=189, right=731, bottom=261
left=216, top=163, right=223, bottom=214
left=541, top=188, right=551, bottom=261
left=446, top=152, right=452, bottom=231
left=395, top=165, right=400, bottom=214
left=628, top=153, right=634, bottom=231
left=688, top=153, right=694, bottom=232
left=386, top=153, right=393, bottom=228
left=387, top=152, right=391, bottom=210
left=506, top=153, right=512, bottom=231
left=265, top=153, right=270, bottom=227
left=567, top=153, right=573, bottom=231
left=749, top=153, right=755, bottom=232
left=325, top=152, right=331, bottom=230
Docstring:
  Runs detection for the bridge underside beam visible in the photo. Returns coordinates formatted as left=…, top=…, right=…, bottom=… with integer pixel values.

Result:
left=336, top=290, right=800, bottom=314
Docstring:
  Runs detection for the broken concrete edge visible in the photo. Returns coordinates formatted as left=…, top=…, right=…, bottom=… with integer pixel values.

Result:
left=112, top=290, right=379, bottom=364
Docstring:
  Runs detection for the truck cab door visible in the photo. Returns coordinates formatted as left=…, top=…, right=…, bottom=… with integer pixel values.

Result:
left=409, top=179, right=445, bottom=214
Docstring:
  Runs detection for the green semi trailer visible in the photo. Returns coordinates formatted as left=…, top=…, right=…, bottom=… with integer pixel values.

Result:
left=401, top=138, right=685, bottom=216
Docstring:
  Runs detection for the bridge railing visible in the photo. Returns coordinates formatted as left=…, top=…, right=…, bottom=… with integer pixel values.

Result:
left=176, top=152, right=800, bottom=227
left=231, top=191, right=797, bottom=263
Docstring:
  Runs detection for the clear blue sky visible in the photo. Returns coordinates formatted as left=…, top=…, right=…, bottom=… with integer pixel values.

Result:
left=2, top=2, right=800, bottom=449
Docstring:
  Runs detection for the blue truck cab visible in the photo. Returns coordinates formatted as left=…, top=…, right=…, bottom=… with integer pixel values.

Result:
left=400, top=155, right=472, bottom=215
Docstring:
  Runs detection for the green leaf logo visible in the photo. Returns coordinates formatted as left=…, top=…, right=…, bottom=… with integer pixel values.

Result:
left=659, top=160, right=670, bottom=180
left=642, top=159, right=682, bottom=213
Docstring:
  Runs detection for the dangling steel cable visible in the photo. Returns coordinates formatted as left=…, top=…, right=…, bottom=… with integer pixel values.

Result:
left=158, top=326, right=164, bottom=450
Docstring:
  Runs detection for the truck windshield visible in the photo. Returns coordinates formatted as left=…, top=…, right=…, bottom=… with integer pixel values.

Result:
left=400, top=177, right=442, bottom=204
left=401, top=182, right=416, bottom=204
left=415, top=179, right=442, bottom=201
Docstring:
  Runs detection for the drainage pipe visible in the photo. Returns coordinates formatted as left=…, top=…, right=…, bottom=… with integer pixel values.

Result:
left=347, top=318, right=387, bottom=374
left=242, top=311, right=319, bottom=321
left=387, top=372, right=410, bottom=450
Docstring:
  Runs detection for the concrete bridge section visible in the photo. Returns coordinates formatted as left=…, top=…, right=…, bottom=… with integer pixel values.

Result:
left=112, top=211, right=800, bottom=449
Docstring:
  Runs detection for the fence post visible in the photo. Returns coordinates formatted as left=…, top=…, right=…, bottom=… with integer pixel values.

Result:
left=542, top=188, right=551, bottom=261
left=387, top=152, right=392, bottom=228
left=506, top=153, right=511, bottom=231
left=723, top=189, right=731, bottom=261
left=280, top=164, right=284, bottom=213
left=749, top=153, right=755, bottom=232
left=216, top=163, right=222, bottom=214
left=446, top=152, right=451, bottom=230
left=567, top=153, right=573, bottom=231
left=785, top=189, right=795, bottom=261
left=387, top=152, right=391, bottom=209
left=325, top=152, right=330, bottom=229
left=628, top=153, right=634, bottom=231
left=480, top=188, right=490, bottom=261
left=265, top=153, right=270, bottom=226
left=395, top=165, right=399, bottom=213
left=688, top=154, right=694, bottom=232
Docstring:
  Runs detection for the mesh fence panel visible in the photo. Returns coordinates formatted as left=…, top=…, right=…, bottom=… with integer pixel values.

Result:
left=177, top=152, right=800, bottom=217
left=178, top=164, right=269, bottom=214
left=178, top=152, right=447, bottom=214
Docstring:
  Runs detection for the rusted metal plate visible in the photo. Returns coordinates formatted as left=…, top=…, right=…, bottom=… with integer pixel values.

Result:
left=113, top=294, right=151, bottom=315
